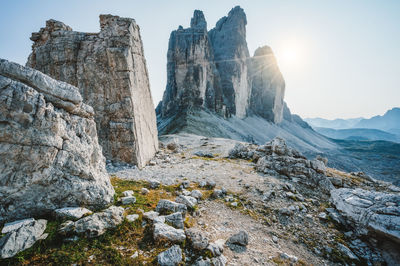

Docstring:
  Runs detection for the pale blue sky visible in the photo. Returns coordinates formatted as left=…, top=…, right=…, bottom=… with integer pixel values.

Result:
left=1, top=0, right=399, bottom=119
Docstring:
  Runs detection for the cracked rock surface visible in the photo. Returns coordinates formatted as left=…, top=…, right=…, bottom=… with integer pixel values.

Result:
left=0, top=59, right=114, bottom=223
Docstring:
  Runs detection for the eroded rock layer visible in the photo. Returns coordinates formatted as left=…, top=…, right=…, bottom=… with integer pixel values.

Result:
left=0, top=59, right=114, bottom=222
left=159, top=6, right=285, bottom=122
left=27, top=15, right=158, bottom=168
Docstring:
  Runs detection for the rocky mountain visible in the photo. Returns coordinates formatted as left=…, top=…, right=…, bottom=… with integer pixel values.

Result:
left=355, top=107, right=400, bottom=132
left=27, top=15, right=158, bottom=168
left=304, top=117, right=363, bottom=129
left=314, top=127, right=400, bottom=143
left=0, top=59, right=114, bottom=223
left=158, top=6, right=285, bottom=123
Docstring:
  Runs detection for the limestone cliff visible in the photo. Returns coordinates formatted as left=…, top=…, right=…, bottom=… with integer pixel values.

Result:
left=158, top=6, right=285, bottom=124
left=27, top=15, right=158, bottom=168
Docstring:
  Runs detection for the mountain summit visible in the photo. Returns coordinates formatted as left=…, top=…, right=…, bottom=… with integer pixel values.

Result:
left=158, top=6, right=285, bottom=123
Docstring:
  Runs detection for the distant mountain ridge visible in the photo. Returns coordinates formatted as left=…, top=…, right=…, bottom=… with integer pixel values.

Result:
left=305, top=108, right=400, bottom=143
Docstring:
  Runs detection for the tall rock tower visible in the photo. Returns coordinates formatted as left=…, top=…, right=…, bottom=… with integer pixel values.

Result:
left=158, top=6, right=285, bottom=126
left=27, top=15, right=158, bottom=168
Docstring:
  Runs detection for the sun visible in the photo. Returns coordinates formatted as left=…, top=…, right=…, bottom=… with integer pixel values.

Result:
left=276, top=39, right=307, bottom=70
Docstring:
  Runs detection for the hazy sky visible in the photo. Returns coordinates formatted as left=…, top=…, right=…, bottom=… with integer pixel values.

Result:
left=1, top=0, right=399, bottom=119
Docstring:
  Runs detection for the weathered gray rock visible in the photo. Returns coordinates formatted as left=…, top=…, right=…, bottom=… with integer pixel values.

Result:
left=229, top=138, right=333, bottom=193
left=164, top=212, right=184, bottom=229
left=126, top=214, right=139, bottom=222
left=226, top=230, right=249, bottom=252
left=331, top=188, right=400, bottom=243
left=0, top=59, right=114, bottom=223
left=156, top=200, right=187, bottom=216
left=1, top=218, right=35, bottom=234
left=27, top=15, right=158, bottom=168
left=153, top=222, right=186, bottom=243
left=337, top=243, right=358, bottom=260
left=175, top=195, right=197, bottom=209
left=54, top=207, right=92, bottom=220
left=191, top=190, right=203, bottom=200
left=143, top=211, right=160, bottom=221
left=186, top=228, right=209, bottom=250
left=59, top=206, right=124, bottom=238
left=122, top=190, right=134, bottom=197
left=157, top=245, right=182, bottom=266
left=0, top=219, right=47, bottom=258
left=121, top=196, right=136, bottom=205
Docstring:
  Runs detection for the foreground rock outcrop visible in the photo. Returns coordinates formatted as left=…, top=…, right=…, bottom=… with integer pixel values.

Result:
left=331, top=188, right=400, bottom=243
left=158, top=6, right=285, bottom=122
left=27, top=15, right=158, bottom=168
left=0, top=59, right=114, bottom=222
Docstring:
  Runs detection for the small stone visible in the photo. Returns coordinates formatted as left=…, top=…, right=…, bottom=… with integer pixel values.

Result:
left=130, top=251, right=138, bottom=259
left=149, top=180, right=161, bottom=189
left=54, top=207, right=92, bottom=220
left=157, top=245, right=182, bottom=266
left=280, top=252, right=298, bottom=263
left=231, top=202, right=238, bottom=207
left=212, top=189, right=223, bottom=198
left=122, top=190, right=134, bottom=197
left=211, top=255, right=227, bottom=266
left=318, top=212, right=327, bottom=220
left=191, top=190, right=203, bottom=200
left=141, top=188, right=149, bottom=195
left=175, top=195, right=197, bottom=209
left=121, top=196, right=136, bottom=205
left=337, top=243, right=358, bottom=260
left=272, top=236, right=278, bottom=243
left=207, top=180, right=216, bottom=189
left=126, top=214, right=139, bottom=222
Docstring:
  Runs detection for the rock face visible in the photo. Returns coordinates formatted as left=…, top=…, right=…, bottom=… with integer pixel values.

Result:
left=331, top=188, right=400, bottom=243
left=27, top=15, right=158, bottom=168
left=0, top=59, right=114, bottom=223
left=158, top=6, right=285, bottom=123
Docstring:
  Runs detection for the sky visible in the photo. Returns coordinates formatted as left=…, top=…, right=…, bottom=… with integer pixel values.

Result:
left=1, top=0, right=399, bottom=119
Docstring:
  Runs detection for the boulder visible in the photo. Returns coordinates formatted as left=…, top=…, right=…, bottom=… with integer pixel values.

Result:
left=0, top=219, right=47, bottom=259
left=153, top=222, right=186, bottom=243
left=331, top=188, right=400, bottom=243
left=156, top=200, right=187, bottom=216
left=226, top=231, right=249, bottom=252
left=59, top=206, right=124, bottom=238
left=0, top=59, right=114, bottom=223
left=157, top=245, right=182, bottom=266
left=185, top=228, right=209, bottom=250
left=207, top=239, right=225, bottom=256
left=27, top=15, right=158, bottom=168
left=164, top=212, right=184, bottom=229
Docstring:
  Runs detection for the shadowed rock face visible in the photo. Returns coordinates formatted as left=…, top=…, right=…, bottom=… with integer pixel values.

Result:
left=159, top=6, right=285, bottom=123
left=27, top=15, right=158, bottom=168
left=249, top=46, right=285, bottom=123
left=0, top=59, right=114, bottom=222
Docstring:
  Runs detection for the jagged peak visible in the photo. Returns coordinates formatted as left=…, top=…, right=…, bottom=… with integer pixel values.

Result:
left=214, top=6, right=247, bottom=31
left=190, top=10, right=207, bottom=30
left=253, top=45, right=274, bottom=57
